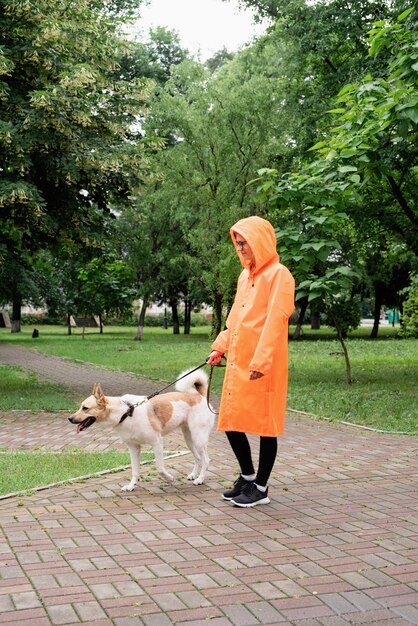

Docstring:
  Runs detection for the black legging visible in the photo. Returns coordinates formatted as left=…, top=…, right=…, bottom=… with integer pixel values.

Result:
left=226, top=431, right=277, bottom=487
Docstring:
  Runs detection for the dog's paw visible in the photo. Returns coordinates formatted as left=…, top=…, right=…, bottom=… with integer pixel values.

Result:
left=187, top=472, right=197, bottom=481
left=163, top=472, right=174, bottom=482
left=121, top=483, right=136, bottom=492
left=193, top=477, right=204, bottom=485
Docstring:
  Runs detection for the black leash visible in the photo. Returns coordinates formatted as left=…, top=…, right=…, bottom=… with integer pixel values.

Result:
left=118, top=360, right=224, bottom=424
left=146, top=361, right=209, bottom=400
left=206, top=363, right=221, bottom=415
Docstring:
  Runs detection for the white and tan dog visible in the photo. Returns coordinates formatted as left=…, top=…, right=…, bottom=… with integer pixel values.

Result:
left=68, top=369, right=214, bottom=491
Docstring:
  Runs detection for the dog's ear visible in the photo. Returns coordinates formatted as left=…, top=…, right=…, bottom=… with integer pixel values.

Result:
left=93, top=383, right=104, bottom=399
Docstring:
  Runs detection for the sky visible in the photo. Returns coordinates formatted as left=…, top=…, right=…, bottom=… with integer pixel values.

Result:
left=130, top=0, right=270, bottom=61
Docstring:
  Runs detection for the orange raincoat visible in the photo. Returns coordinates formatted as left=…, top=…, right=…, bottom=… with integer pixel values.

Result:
left=212, top=216, right=295, bottom=437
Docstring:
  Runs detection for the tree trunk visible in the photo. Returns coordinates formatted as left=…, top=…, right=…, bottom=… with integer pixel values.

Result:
left=67, top=313, right=72, bottom=335
left=134, top=300, right=148, bottom=341
left=310, top=310, right=321, bottom=330
left=212, top=291, right=223, bottom=337
left=370, top=281, right=384, bottom=339
left=11, top=295, right=21, bottom=333
left=170, top=299, right=179, bottom=334
left=184, top=299, right=192, bottom=334
left=336, top=326, right=352, bottom=384
left=292, top=298, right=308, bottom=339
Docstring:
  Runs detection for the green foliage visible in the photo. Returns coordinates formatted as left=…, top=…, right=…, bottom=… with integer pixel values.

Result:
left=77, top=256, right=136, bottom=317
left=141, top=312, right=210, bottom=328
left=119, top=26, right=190, bottom=84
left=0, top=0, right=157, bottom=324
left=137, top=49, right=288, bottom=330
left=274, top=208, right=356, bottom=302
left=325, top=298, right=362, bottom=340
left=283, top=6, right=418, bottom=252
left=400, top=274, right=418, bottom=337
left=255, top=3, right=417, bottom=338
left=0, top=249, right=43, bottom=308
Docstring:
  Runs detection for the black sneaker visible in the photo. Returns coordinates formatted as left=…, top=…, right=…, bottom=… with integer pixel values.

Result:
left=230, top=482, right=270, bottom=507
left=222, top=475, right=254, bottom=501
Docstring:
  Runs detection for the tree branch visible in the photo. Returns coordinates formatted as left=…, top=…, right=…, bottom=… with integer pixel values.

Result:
left=386, top=174, right=418, bottom=229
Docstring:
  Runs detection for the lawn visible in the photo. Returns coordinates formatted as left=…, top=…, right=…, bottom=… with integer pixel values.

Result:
left=0, top=364, right=77, bottom=410
left=0, top=449, right=153, bottom=497
left=1, top=324, right=417, bottom=433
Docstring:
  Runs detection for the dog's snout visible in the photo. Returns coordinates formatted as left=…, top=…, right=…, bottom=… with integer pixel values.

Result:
left=68, top=416, right=76, bottom=423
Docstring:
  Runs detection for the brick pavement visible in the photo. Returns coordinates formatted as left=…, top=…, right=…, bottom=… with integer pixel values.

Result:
left=0, top=344, right=417, bottom=625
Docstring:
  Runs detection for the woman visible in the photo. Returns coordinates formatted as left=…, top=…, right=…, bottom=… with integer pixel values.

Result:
left=208, top=216, right=295, bottom=507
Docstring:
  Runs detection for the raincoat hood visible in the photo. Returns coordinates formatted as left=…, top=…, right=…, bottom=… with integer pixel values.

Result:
left=231, top=216, right=279, bottom=274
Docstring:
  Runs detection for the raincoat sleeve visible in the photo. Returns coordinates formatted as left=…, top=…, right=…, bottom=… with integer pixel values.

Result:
left=211, top=272, right=245, bottom=355
left=249, top=267, right=295, bottom=375
left=211, top=328, right=230, bottom=355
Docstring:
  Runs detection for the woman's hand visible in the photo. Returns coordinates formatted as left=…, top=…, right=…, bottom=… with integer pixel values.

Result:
left=207, top=350, right=223, bottom=365
left=249, top=370, right=264, bottom=380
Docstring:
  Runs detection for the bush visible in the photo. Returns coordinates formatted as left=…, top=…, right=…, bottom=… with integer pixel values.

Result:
left=143, top=312, right=210, bottom=328
left=21, top=313, right=45, bottom=325
left=400, top=275, right=418, bottom=338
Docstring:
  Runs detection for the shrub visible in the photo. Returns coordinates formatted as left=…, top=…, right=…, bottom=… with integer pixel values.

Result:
left=400, top=275, right=418, bottom=338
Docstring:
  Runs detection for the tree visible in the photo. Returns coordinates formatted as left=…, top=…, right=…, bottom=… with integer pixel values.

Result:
left=114, top=29, right=194, bottom=339
left=0, top=0, right=154, bottom=329
left=142, top=51, right=288, bottom=334
left=32, top=251, right=81, bottom=333
left=77, top=256, right=136, bottom=332
left=279, top=7, right=418, bottom=253
left=116, top=193, right=202, bottom=339
left=0, top=249, right=42, bottom=332
left=255, top=5, right=418, bottom=340
left=268, top=206, right=355, bottom=338
left=265, top=200, right=361, bottom=382
left=233, top=0, right=392, bottom=160
left=119, top=26, right=190, bottom=85
left=325, top=297, right=361, bottom=384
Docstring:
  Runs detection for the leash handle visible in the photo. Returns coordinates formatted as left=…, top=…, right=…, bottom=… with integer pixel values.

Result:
left=206, top=364, right=219, bottom=415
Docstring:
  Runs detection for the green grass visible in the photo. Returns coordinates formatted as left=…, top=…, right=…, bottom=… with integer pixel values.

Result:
left=0, top=449, right=155, bottom=497
left=287, top=337, right=417, bottom=433
left=0, top=324, right=212, bottom=382
left=0, top=364, right=77, bottom=410
left=1, top=324, right=417, bottom=433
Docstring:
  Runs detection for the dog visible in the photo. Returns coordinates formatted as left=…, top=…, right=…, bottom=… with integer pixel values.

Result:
left=68, top=369, right=214, bottom=491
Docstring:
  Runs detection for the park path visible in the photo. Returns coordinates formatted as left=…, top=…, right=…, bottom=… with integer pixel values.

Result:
left=0, top=342, right=417, bottom=626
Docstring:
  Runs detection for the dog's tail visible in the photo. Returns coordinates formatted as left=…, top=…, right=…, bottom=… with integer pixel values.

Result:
left=175, top=368, right=208, bottom=397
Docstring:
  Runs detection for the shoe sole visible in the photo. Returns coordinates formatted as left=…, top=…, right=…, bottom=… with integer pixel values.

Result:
left=222, top=494, right=235, bottom=501
left=230, top=496, right=270, bottom=507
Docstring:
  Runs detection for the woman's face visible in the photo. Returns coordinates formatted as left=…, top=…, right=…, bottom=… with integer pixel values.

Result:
left=234, top=234, right=255, bottom=265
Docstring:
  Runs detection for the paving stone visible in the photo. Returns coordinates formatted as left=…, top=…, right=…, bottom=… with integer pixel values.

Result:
left=246, top=600, right=286, bottom=622
left=46, top=604, right=80, bottom=624
left=73, top=600, right=107, bottom=621
left=0, top=594, right=14, bottom=612
left=0, top=345, right=417, bottom=626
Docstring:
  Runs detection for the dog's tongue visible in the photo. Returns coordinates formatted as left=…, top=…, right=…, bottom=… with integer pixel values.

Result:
left=76, top=416, right=95, bottom=433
